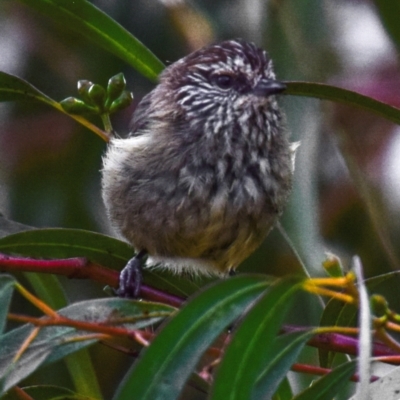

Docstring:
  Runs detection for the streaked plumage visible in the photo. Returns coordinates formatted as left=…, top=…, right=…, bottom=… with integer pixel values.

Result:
left=102, top=39, right=294, bottom=278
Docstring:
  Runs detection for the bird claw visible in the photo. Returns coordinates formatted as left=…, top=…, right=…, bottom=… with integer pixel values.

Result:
left=116, top=251, right=146, bottom=298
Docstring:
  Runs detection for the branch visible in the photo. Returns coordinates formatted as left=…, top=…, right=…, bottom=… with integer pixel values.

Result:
left=0, top=252, right=184, bottom=308
left=282, top=324, right=400, bottom=360
left=290, top=363, right=379, bottom=383
left=3, top=252, right=400, bottom=363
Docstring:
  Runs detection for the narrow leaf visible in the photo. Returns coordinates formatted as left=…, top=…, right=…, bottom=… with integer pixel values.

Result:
left=0, top=298, right=171, bottom=394
left=293, top=360, right=357, bottom=400
left=23, top=271, right=103, bottom=399
left=0, top=72, right=109, bottom=141
left=0, top=337, right=52, bottom=396
left=0, top=228, right=204, bottom=296
left=318, top=263, right=388, bottom=369
left=373, top=1, right=400, bottom=53
left=285, top=82, right=400, bottom=126
left=64, top=349, right=103, bottom=400
left=0, top=275, right=15, bottom=334
left=0, top=71, right=56, bottom=105
left=25, top=273, right=67, bottom=311
left=1, top=384, right=95, bottom=400
left=23, top=274, right=103, bottom=399
left=272, top=378, right=293, bottom=400
left=318, top=298, right=357, bottom=368
left=0, top=228, right=133, bottom=269
left=113, top=275, right=273, bottom=400
left=18, top=0, right=164, bottom=80
left=254, top=330, right=315, bottom=399
left=210, top=278, right=303, bottom=400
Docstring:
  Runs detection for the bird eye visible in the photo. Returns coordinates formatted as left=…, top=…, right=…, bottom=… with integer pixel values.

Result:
left=213, top=74, right=234, bottom=90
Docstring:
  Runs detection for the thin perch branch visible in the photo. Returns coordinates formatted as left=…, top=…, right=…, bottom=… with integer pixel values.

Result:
left=0, top=252, right=184, bottom=308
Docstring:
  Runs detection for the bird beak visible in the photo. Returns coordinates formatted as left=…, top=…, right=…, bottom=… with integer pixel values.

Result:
left=252, top=79, right=286, bottom=97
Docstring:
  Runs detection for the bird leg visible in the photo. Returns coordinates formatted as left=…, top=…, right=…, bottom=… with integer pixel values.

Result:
left=117, top=250, right=147, bottom=298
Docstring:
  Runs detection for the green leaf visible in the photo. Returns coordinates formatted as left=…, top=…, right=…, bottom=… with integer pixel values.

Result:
left=285, top=82, right=400, bottom=126
left=1, top=384, right=95, bottom=400
left=17, top=0, right=164, bottom=81
left=113, top=275, right=273, bottom=400
left=272, top=377, right=293, bottom=400
left=64, top=349, right=103, bottom=400
left=57, top=297, right=174, bottom=331
left=0, top=275, right=15, bottom=334
left=318, top=298, right=357, bottom=368
left=0, top=71, right=57, bottom=105
left=254, top=331, right=315, bottom=399
left=0, top=298, right=171, bottom=395
left=0, top=228, right=205, bottom=297
left=0, top=343, right=51, bottom=396
left=373, top=1, right=400, bottom=53
left=319, top=264, right=392, bottom=369
left=318, top=270, right=396, bottom=368
left=0, top=72, right=109, bottom=141
left=25, top=273, right=68, bottom=311
left=23, top=271, right=103, bottom=399
left=209, top=278, right=303, bottom=400
left=0, top=224, right=100, bottom=396
left=0, top=228, right=132, bottom=269
left=292, top=360, right=357, bottom=400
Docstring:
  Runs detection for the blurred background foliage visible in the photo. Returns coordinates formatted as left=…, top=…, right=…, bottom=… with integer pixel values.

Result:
left=1, top=0, right=400, bottom=397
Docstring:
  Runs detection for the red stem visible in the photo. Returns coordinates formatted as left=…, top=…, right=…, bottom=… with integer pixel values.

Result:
left=0, top=252, right=184, bottom=308
left=10, top=387, right=34, bottom=400
left=2, top=253, right=400, bottom=360
left=308, top=331, right=396, bottom=358
left=291, top=363, right=379, bottom=382
left=282, top=324, right=399, bottom=359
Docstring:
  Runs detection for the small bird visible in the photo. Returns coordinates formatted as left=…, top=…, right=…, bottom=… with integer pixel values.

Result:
left=102, top=39, right=296, bottom=297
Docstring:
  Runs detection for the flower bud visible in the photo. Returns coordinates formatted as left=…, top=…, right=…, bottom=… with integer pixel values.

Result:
left=60, top=97, right=96, bottom=114
left=88, top=83, right=106, bottom=110
left=322, top=253, right=344, bottom=277
left=109, top=91, right=134, bottom=113
left=370, top=294, right=388, bottom=317
left=107, top=73, right=126, bottom=103
left=77, top=80, right=93, bottom=104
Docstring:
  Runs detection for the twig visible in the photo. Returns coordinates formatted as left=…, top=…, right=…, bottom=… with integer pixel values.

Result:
left=0, top=252, right=184, bottom=308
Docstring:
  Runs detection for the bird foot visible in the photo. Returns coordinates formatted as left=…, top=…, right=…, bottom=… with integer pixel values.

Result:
left=116, top=250, right=147, bottom=298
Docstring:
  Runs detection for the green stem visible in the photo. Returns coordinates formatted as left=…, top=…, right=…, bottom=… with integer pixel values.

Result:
left=100, top=113, right=113, bottom=135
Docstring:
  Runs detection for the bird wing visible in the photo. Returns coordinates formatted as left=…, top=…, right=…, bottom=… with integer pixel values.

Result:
left=129, top=92, right=153, bottom=137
